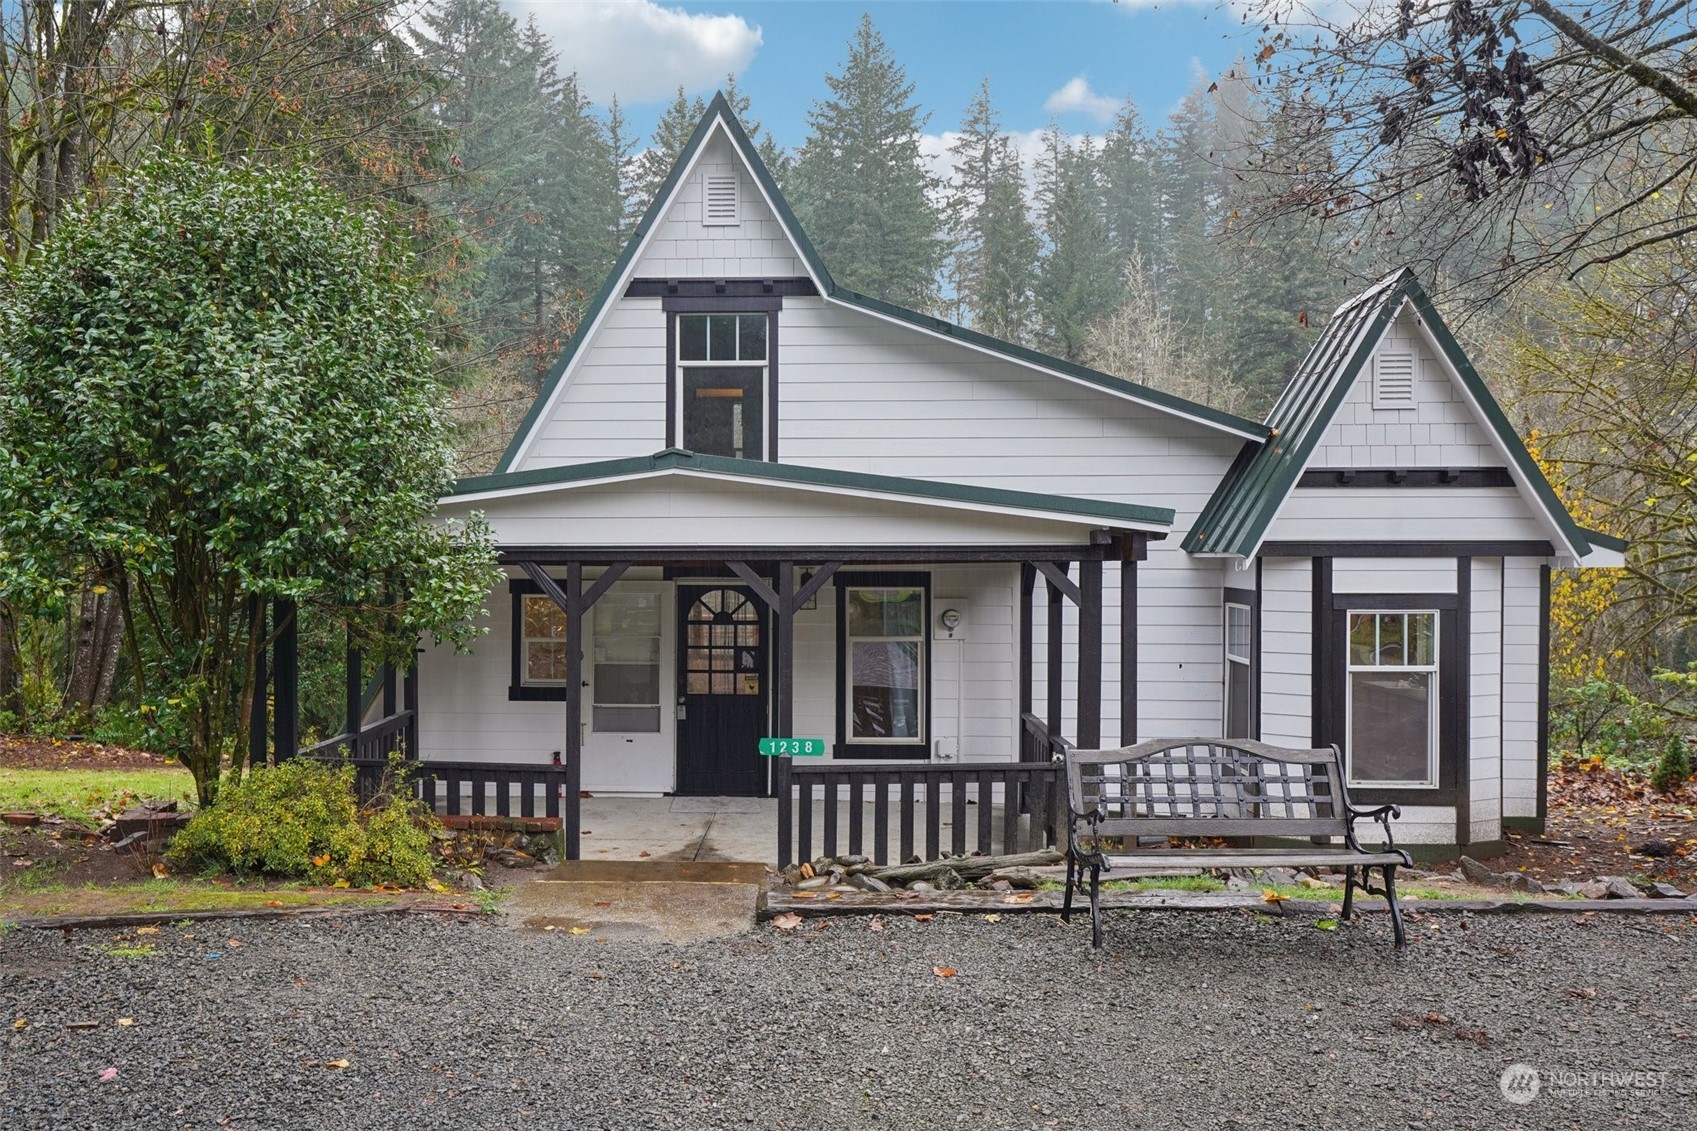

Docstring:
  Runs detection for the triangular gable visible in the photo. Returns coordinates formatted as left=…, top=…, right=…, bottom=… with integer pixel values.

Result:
left=494, top=94, right=1266, bottom=475
left=1184, top=269, right=1597, bottom=562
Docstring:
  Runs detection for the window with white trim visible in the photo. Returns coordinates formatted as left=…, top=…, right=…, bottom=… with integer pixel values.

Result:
left=1346, top=610, right=1439, bottom=787
left=677, top=313, right=768, bottom=460
left=1224, top=601, right=1252, bottom=739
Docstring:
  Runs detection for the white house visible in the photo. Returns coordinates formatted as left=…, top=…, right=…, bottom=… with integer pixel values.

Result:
left=412, top=95, right=1621, bottom=854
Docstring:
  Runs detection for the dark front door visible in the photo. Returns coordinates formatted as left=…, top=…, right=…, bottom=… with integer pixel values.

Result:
left=676, top=585, right=769, bottom=795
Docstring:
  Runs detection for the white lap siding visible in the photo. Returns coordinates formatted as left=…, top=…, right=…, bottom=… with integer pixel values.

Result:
left=1470, top=558, right=1504, bottom=845
left=1258, top=558, right=1313, bottom=749
left=1501, top=559, right=1545, bottom=821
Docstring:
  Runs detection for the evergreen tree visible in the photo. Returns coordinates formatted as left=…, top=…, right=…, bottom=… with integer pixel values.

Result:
left=787, top=14, right=945, bottom=309
left=945, top=79, right=1037, bottom=340
left=1099, top=101, right=1163, bottom=276
left=604, top=95, right=642, bottom=249
left=631, top=87, right=705, bottom=209
left=1033, top=125, right=1120, bottom=361
left=722, top=73, right=790, bottom=181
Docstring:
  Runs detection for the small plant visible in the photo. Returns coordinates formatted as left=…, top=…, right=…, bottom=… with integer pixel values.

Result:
left=166, top=760, right=440, bottom=888
left=1650, top=736, right=1692, bottom=795
left=98, top=942, right=156, bottom=958
left=473, top=886, right=508, bottom=916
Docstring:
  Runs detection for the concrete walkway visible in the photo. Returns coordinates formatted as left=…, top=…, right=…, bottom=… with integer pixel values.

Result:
left=575, top=795, right=778, bottom=863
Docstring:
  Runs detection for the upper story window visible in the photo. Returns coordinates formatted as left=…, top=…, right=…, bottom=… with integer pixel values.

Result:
left=677, top=312, right=769, bottom=460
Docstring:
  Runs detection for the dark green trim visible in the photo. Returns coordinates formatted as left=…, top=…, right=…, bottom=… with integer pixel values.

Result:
left=1185, top=270, right=1598, bottom=562
left=496, top=93, right=1266, bottom=475
left=1580, top=527, right=1627, bottom=553
left=450, top=449, right=1175, bottom=529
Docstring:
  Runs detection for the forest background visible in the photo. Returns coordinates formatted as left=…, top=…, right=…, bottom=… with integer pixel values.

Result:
left=0, top=0, right=1690, bottom=771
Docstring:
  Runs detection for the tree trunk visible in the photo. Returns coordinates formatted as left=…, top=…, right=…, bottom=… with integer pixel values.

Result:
left=0, top=603, right=24, bottom=720
left=65, top=586, right=121, bottom=714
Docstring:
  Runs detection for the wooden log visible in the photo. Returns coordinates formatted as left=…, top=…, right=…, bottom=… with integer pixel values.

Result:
left=871, top=848, right=1062, bottom=884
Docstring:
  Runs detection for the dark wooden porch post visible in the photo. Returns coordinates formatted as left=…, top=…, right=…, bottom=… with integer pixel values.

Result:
left=1018, top=563, right=1034, bottom=721
left=1078, top=556, right=1102, bottom=749
left=248, top=595, right=268, bottom=766
left=1046, top=564, right=1066, bottom=738
left=273, top=598, right=298, bottom=761
left=402, top=647, right=419, bottom=758
left=562, top=562, right=584, bottom=860
left=344, top=627, right=363, bottom=742
left=774, top=563, right=795, bottom=867
left=1120, top=535, right=1142, bottom=745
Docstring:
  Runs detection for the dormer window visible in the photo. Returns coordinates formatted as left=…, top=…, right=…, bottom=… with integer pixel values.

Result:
left=676, top=312, right=769, bottom=460
left=702, top=174, right=739, bottom=225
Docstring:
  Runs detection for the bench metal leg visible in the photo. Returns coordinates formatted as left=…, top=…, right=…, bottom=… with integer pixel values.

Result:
left=1383, top=864, right=1407, bottom=949
left=1062, top=851, right=1076, bottom=924
left=1089, top=862, right=1103, bottom=949
left=1340, top=865, right=1357, bottom=922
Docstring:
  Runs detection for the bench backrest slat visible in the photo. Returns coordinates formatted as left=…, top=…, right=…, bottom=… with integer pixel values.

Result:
left=1065, top=737, right=1351, bottom=838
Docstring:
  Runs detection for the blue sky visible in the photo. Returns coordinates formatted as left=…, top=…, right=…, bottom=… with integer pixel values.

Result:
left=506, top=1, right=1264, bottom=154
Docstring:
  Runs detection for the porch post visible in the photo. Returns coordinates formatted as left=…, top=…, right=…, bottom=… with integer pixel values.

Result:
left=1046, top=564, right=1066, bottom=738
left=247, top=595, right=268, bottom=767
left=1078, top=556, right=1102, bottom=749
left=563, top=560, right=584, bottom=798
left=1120, top=535, right=1142, bottom=745
left=273, top=598, right=298, bottom=761
left=344, top=627, right=362, bottom=744
left=1018, top=563, right=1034, bottom=722
left=402, top=646, right=419, bottom=759
left=775, top=563, right=795, bottom=868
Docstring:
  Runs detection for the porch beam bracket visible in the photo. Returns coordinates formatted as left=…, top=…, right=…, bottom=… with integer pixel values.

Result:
left=791, top=561, right=842, bottom=612
left=579, top=561, right=634, bottom=611
left=518, top=560, right=577, bottom=615
left=726, top=560, right=782, bottom=610
left=1033, top=560, right=1081, bottom=605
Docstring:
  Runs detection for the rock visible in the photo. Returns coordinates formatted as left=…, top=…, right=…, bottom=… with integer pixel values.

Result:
left=932, top=867, right=966, bottom=891
left=908, top=881, right=934, bottom=893
left=846, top=874, right=891, bottom=893
left=1600, top=876, right=1641, bottom=900
left=841, top=855, right=870, bottom=866
left=781, top=865, right=806, bottom=885
left=795, top=875, right=833, bottom=891
left=463, top=872, right=486, bottom=892
left=1504, top=873, right=1545, bottom=894
left=1647, top=882, right=1686, bottom=899
left=1225, top=875, right=1252, bottom=892
left=986, top=879, right=1013, bottom=892
left=1458, top=856, right=1496, bottom=886
left=1632, top=840, right=1677, bottom=858
left=1297, top=875, right=1333, bottom=890
left=1259, top=867, right=1300, bottom=887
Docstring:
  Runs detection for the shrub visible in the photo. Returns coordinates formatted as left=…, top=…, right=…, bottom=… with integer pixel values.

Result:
left=1650, top=737, right=1692, bottom=795
left=1548, top=678, right=1671, bottom=768
left=167, top=760, right=439, bottom=887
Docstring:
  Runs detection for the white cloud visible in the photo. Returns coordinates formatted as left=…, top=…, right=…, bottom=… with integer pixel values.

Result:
left=1043, top=76, right=1120, bottom=122
left=507, top=1, right=762, bottom=105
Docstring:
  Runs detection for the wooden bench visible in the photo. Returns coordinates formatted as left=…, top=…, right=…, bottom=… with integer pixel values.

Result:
left=1062, top=738, right=1413, bottom=949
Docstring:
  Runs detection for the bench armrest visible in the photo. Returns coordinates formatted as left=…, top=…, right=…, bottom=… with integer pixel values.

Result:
left=1344, top=802, right=1404, bottom=857
left=1348, top=803, right=1401, bottom=821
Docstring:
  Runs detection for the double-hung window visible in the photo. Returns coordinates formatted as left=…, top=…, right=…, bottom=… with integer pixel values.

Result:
left=677, top=313, right=768, bottom=460
left=1345, top=610, right=1439, bottom=788
left=1223, top=601, right=1253, bottom=739
left=509, top=587, right=572, bottom=701
left=837, top=575, right=929, bottom=755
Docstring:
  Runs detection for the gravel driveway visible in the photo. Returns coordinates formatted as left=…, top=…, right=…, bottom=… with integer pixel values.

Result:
left=2, top=908, right=1691, bottom=1129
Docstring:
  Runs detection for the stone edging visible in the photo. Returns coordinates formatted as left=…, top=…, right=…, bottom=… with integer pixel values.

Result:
left=5, top=901, right=485, bottom=932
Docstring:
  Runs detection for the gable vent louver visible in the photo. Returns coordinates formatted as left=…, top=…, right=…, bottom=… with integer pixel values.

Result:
left=702, top=174, right=739, bottom=226
left=1372, top=349, right=1416, bottom=409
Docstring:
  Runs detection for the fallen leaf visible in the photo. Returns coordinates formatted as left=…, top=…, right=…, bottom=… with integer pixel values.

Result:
left=325, top=1059, right=350, bottom=1070
left=1564, top=986, right=1598, bottom=999
left=913, top=913, right=934, bottom=923
left=1261, top=888, right=1288, bottom=904
left=311, top=854, right=330, bottom=868
left=638, top=850, right=650, bottom=858
left=791, top=891, right=817, bottom=899
left=982, top=914, right=1002, bottom=923
left=331, top=880, right=350, bottom=889
left=225, top=939, right=243, bottom=948
left=592, top=901, right=612, bottom=909
left=150, top=862, right=168, bottom=879
left=825, top=892, right=841, bottom=901
left=12, top=1019, right=25, bottom=1031
left=1314, top=918, right=1338, bottom=931
left=425, top=878, right=450, bottom=894
left=771, top=912, right=804, bottom=930
left=117, top=1018, right=134, bottom=1028
left=932, top=966, right=957, bottom=978
left=867, top=917, right=885, bottom=932
left=134, top=926, right=159, bottom=936
left=265, top=900, right=284, bottom=908
left=1003, top=892, right=1033, bottom=904
left=98, top=1067, right=118, bottom=1082
left=568, top=927, right=591, bottom=936
left=799, top=862, right=815, bottom=879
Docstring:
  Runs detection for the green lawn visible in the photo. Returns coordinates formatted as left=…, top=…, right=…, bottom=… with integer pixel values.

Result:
left=0, top=767, right=195, bottom=826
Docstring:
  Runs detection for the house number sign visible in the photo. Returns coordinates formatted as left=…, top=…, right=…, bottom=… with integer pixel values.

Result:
left=758, top=737, right=826, bottom=757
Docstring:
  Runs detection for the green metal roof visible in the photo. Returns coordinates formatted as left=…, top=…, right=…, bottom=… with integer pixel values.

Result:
left=449, top=448, right=1174, bottom=531
left=493, top=94, right=1265, bottom=475
left=1184, top=270, right=1594, bottom=560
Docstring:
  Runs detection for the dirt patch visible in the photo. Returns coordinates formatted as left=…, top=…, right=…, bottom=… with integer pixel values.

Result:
left=1436, top=761, right=1697, bottom=889
left=1, top=820, right=140, bottom=888
left=0, top=733, right=176, bottom=772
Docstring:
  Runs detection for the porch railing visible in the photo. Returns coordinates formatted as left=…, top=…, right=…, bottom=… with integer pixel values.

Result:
left=1020, top=710, right=1073, bottom=764
left=300, top=709, right=417, bottom=762
left=777, top=752, right=1068, bottom=869
left=304, top=748, right=582, bottom=861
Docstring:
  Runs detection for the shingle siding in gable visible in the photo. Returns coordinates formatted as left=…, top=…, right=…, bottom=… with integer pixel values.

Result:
left=631, top=133, right=806, bottom=280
